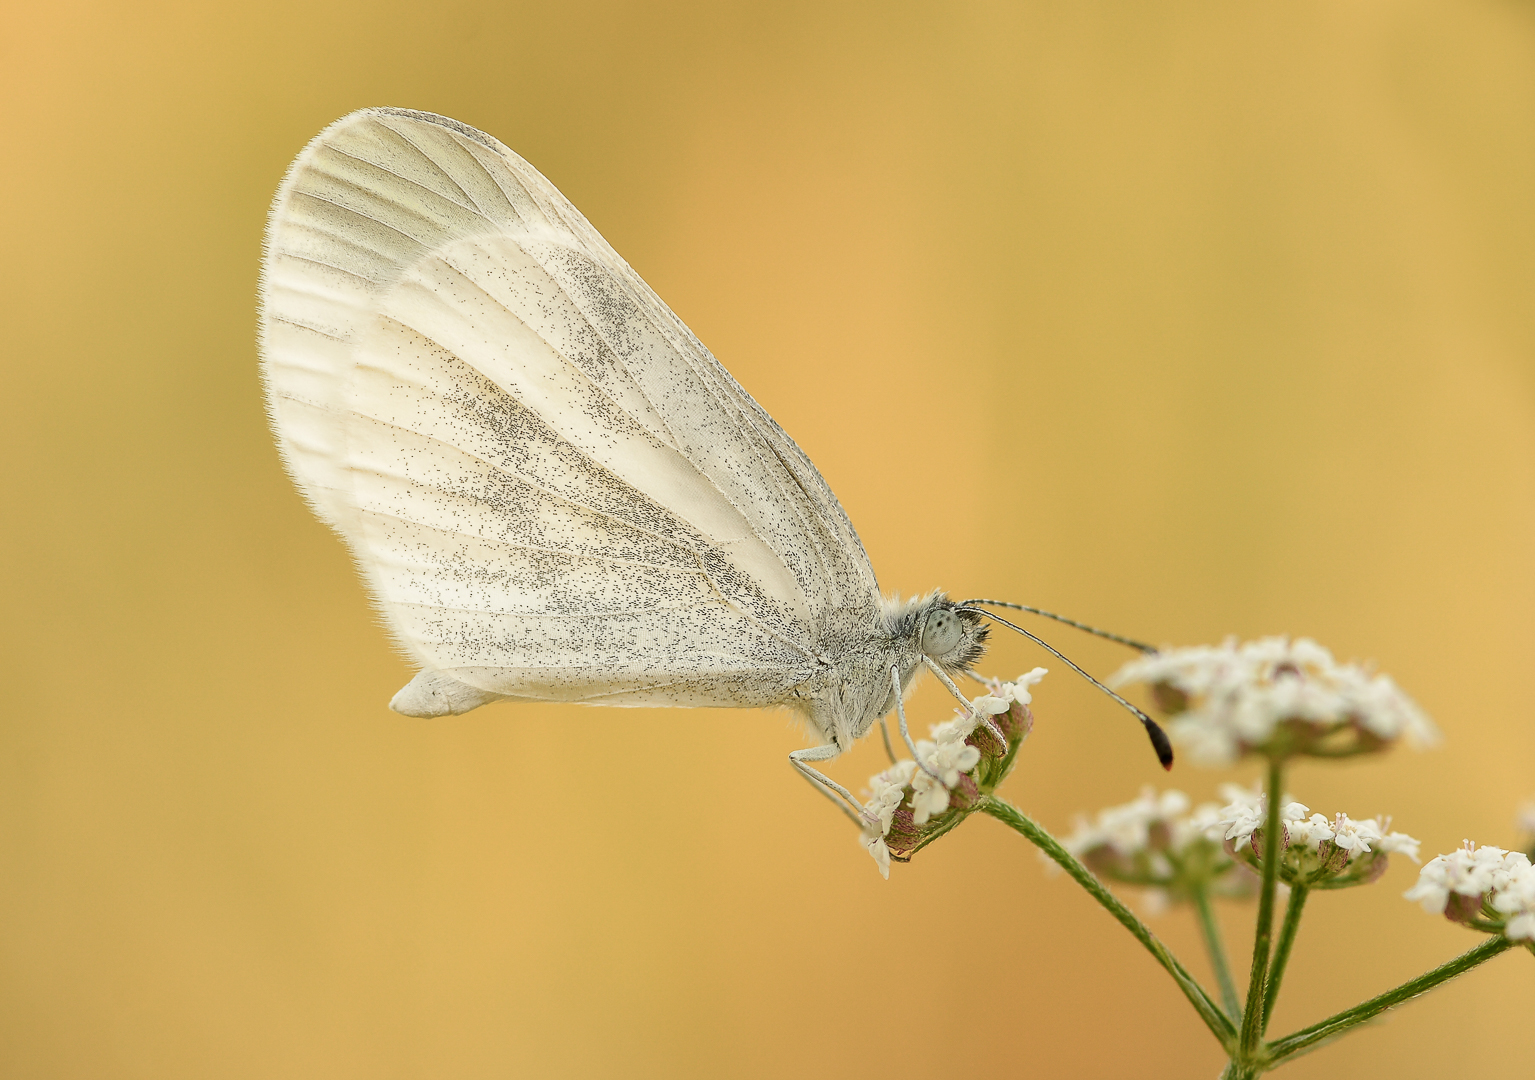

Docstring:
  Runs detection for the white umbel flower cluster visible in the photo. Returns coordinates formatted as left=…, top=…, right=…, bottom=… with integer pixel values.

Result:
left=1112, top=637, right=1438, bottom=766
left=1404, top=842, right=1535, bottom=941
left=859, top=669, right=1046, bottom=877
left=1059, top=788, right=1248, bottom=907
left=1064, top=788, right=1203, bottom=859
left=1205, top=785, right=1418, bottom=889
left=912, top=668, right=1045, bottom=825
left=1210, top=786, right=1420, bottom=862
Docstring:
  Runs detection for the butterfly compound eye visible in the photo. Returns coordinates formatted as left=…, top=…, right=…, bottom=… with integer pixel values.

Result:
left=920, top=609, right=964, bottom=658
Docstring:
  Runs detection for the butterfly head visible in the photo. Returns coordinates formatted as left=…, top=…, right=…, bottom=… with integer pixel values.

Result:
left=912, top=594, right=990, bottom=675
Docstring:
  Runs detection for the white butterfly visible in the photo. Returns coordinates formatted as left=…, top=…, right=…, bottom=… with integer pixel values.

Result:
left=258, top=109, right=1165, bottom=819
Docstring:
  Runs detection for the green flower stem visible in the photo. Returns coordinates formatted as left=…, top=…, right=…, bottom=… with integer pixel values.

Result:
left=1193, top=883, right=1242, bottom=1021
left=1266, top=936, right=1516, bottom=1066
left=1238, top=759, right=1285, bottom=1058
left=1261, top=883, right=1308, bottom=1031
left=980, top=796, right=1236, bottom=1049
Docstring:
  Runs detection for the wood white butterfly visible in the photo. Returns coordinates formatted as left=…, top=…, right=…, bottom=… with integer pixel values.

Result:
left=259, top=109, right=1164, bottom=817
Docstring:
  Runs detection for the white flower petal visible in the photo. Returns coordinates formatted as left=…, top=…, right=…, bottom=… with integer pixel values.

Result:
left=909, top=772, right=952, bottom=825
left=1378, top=831, right=1421, bottom=863
left=1505, top=912, right=1535, bottom=941
left=862, top=833, right=892, bottom=879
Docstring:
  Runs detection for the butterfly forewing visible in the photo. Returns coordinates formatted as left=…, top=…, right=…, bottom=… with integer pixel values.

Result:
left=260, top=108, right=881, bottom=708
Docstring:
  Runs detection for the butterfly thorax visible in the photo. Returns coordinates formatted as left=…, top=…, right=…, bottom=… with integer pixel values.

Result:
left=794, top=592, right=989, bottom=751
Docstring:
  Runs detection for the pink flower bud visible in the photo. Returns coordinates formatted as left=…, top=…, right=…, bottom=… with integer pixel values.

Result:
left=1318, top=840, right=1351, bottom=876
left=1151, top=681, right=1189, bottom=715
left=998, top=701, right=1034, bottom=743
left=1359, top=853, right=1389, bottom=884
left=1444, top=891, right=1485, bottom=925
left=947, top=772, right=981, bottom=813
left=884, top=802, right=921, bottom=859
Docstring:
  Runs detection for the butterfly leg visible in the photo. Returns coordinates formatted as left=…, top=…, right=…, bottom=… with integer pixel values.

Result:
left=789, top=743, right=869, bottom=827
left=890, top=666, right=945, bottom=782
left=922, top=656, right=1007, bottom=747
left=878, top=719, right=898, bottom=765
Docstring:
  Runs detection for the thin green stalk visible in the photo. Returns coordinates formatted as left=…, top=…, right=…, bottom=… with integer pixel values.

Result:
left=980, top=796, right=1236, bottom=1049
left=1238, top=759, right=1285, bottom=1058
left=1261, top=883, right=1308, bottom=1031
left=1266, top=936, right=1515, bottom=1065
left=1192, top=883, right=1242, bottom=1021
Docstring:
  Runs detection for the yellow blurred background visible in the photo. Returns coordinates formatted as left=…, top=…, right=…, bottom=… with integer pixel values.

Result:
left=3, top=2, right=1532, bottom=1076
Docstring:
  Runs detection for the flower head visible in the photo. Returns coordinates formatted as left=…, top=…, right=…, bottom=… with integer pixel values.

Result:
left=1208, top=785, right=1418, bottom=889
left=1112, top=637, right=1438, bottom=766
left=1060, top=787, right=1253, bottom=906
left=858, top=671, right=1043, bottom=876
left=1404, top=841, right=1534, bottom=940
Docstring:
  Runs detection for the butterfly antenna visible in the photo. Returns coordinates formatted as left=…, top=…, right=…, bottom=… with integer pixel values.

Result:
left=958, top=599, right=1157, bottom=654
left=954, top=606, right=1174, bottom=770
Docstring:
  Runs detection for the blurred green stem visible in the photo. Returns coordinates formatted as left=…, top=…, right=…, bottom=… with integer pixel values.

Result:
left=1192, top=883, right=1241, bottom=1021
left=1237, top=760, right=1285, bottom=1061
left=980, top=796, right=1235, bottom=1050
left=1261, top=883, right=1308, bottom=1030
left=1265, top=936, right=1515, bottom=1065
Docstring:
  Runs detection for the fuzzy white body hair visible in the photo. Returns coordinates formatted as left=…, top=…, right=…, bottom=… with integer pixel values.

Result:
left=258, top=109, right=986, bottom=755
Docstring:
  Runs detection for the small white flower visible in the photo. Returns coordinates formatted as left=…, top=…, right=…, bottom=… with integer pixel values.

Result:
left=1209, top=787, right=1271, bottom=846
left=1490, top=862, right=1535, bottom=936
left=905, top=737, right=982, bottom=825
left=998, top=668, right=1049, bottom=708
left=970, top=668, right=1047, bottom=743
left=928, top=711, right=979, bottom=746
left=925, top=737, right=983, bottom=787
left=909, top=769, right=952, bottom=825
left=969, top=694, right=1011, bottom=717
left=1329, top=813, right=1385, bottom=856
left=1112, top=637, right=1438, bottom=766
left=864, top=769, right=912, bottom=834
left=1377, top=830, right=1421, bottom=863
left=862, top=833, right=893, bottom=878
left=1287, top=812, right=1336, bottom=848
